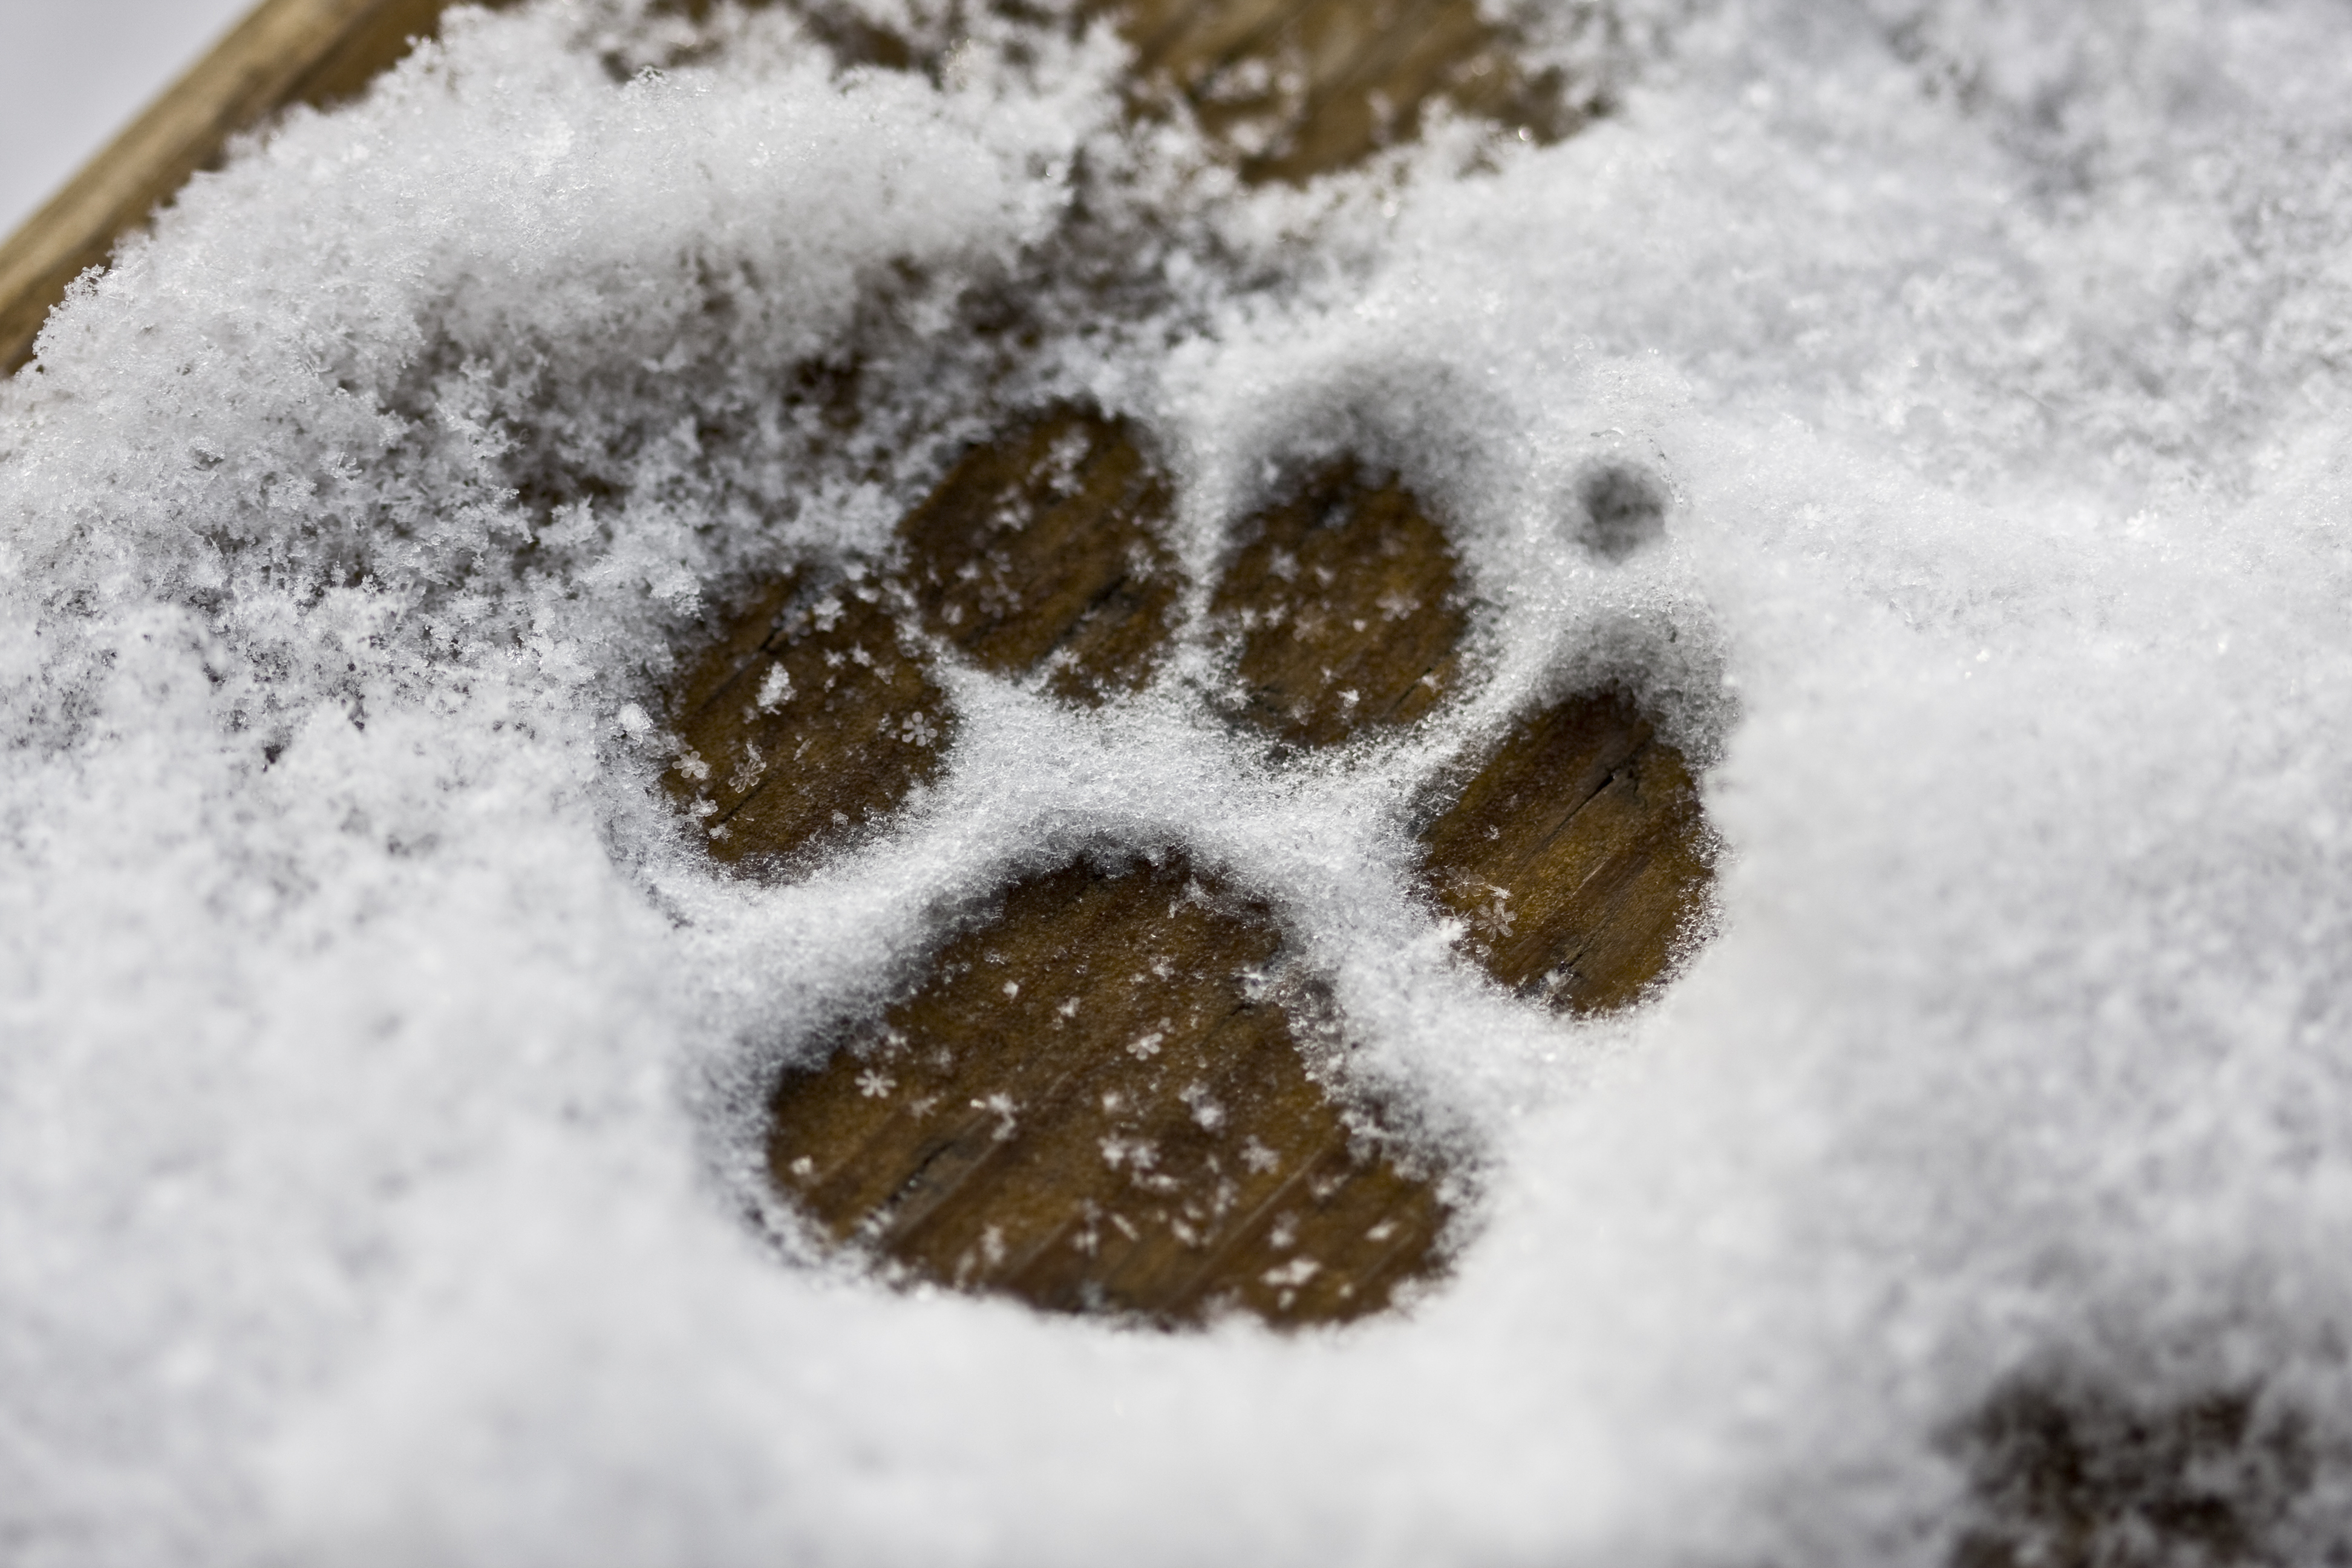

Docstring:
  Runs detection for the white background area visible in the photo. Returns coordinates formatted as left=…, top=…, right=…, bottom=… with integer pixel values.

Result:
left=0, top=0, right=256, bottom=240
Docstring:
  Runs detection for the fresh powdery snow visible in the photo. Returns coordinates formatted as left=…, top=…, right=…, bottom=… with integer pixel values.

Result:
left=6, top=0, right=2352, bottom=1563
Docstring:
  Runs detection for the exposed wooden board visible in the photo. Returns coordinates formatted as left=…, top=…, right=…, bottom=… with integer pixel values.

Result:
left=1207, top=462, right=1468, bottom=749
left=1417, top=690, right=1713, bottom=1014
left=768, top=852, right=1448, bottom=1325
left=667, top=569, right=956, bottom=870
left=0, top=0, right=492, bottom=375
left=900, top=407, right=1183, bottom=704
left=1108, top=0, right=1590, bottom=182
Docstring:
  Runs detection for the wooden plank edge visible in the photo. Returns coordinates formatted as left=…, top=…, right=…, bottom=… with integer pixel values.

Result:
left=0, top=0, right=471, bottom=377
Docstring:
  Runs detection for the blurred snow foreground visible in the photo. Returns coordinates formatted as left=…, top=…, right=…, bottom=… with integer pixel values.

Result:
left=4, top=0, right=2352, bottom=1562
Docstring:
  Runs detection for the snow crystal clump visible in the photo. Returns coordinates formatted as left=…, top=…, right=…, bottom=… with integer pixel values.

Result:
left=5, top=0, right=2352, bottom=1564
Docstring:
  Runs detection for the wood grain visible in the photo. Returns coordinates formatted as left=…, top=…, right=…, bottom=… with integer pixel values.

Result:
left=769, top=851, right=1448, bottom=1325
left=1418, top=690, right=1713, bottom=1014
left=900, top=407, right=1183, bottom=704
left=1110, top=0, right=1592, bottom=183
left=662, top=407, right=1183, bottom=870
left=1209, top=462, right=1468, bottom=749
left=666, top=568, right=956, bottom=870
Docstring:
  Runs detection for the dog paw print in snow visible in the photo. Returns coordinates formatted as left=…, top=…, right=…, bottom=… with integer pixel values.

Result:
left=661, top=404, right=1719, bottom=1327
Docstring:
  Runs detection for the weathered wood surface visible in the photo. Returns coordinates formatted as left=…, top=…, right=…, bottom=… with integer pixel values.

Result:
left=901, top=408, right=1183, bottom=704
left=1102, top=0, right=1592, bottom=183
left=668, top=567, right=956, bottom=871
left=770, top=852, right=1448, bottom=1325
left=1209, top=462, right=1468, bottom=749
left=664, top=408, right=1183, bottom=871
left=1419, top=691, right=1711, bottom=1015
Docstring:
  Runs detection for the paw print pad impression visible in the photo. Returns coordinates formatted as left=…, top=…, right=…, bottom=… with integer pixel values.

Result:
left=666, top=406, right=1716, bottom=1328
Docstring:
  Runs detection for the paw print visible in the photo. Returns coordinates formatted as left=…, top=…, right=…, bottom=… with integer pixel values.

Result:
left=664, top=405, right=1716, bottom=1328
left=617, top=0, right=1705, bottom=1330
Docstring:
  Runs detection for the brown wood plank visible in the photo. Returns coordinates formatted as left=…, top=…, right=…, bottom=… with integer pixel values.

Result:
left=1106, top=0, right=1589, bottom=182
left=899, top=407, right=1183, bottom=704
left=1, top=0, right=1585, bottom=374
left=1207, top=461, right=1468, bottom=750
left=666, top=569, right=956, bottom=870
left=768, top=851, right=1448, bottom=1325
left=1417, top=690, right=1714, bottom=1014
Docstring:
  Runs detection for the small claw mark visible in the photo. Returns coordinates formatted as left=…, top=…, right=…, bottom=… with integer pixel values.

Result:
left=1573, top=462, right=1670, bottom=563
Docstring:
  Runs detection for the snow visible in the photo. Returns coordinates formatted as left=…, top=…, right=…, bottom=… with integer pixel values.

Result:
left=5, top=0, right=2352, bottom=1562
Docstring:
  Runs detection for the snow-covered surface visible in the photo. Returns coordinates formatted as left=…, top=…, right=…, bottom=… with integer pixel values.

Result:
left=6, top=0, right=2352, bottom=1561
